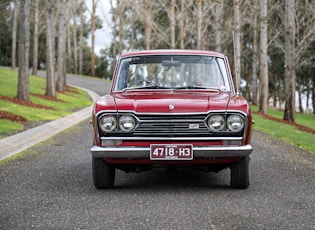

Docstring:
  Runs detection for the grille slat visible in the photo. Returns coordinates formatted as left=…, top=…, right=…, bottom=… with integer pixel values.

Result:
left=134, top=114, right=211, bottom=137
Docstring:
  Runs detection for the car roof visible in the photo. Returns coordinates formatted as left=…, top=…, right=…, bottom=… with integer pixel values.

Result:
left=119, top=49, right=225, bottom=58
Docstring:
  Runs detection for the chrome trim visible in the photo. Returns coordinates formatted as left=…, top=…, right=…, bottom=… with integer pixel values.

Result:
left=94, top=110, right=249, bottom=139
left=95, top=110, right=118, bottom=117
left=140, top=119, right=205, bottom=123
left=90, top=144, right=253, bottom=158
left=100, top=136, right=243, bottom=141
left=95, top=109, right=247, bottom=116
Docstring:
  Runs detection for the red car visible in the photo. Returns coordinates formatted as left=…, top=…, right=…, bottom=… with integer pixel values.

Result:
left=90, top=50, right=253, bottom=189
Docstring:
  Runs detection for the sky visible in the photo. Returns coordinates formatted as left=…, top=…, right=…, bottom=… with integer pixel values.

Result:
left=84, top=0, right=114, bottom=55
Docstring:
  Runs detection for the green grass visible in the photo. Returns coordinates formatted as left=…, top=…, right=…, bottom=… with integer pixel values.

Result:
left=0, top=67, right=92, bottom=138
left=0, top=119, right=24, bottom=135
left=251, top=105, right=315, bottom=129
left=251, top=105, right=315, bottom=154
left=1, top=67, right=314, bottom=155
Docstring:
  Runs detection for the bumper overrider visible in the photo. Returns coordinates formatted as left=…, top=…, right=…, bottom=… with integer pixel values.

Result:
left=90, top=144, right=253, bottom=159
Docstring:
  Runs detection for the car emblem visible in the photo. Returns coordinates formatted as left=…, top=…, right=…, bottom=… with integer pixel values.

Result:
left=169, top=104, right=175, bottom=110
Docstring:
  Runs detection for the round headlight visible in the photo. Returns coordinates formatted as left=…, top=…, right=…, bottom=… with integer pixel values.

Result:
left=208, top=115, right=225, bottom=131
left=119, top=115, right=136, bottom=132
left=99, top=115, right=117, bottom=132
left=227, top=114, right=244, bottom=132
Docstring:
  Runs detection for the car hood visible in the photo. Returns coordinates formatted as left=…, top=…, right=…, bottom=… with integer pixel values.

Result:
left=111, top=91, right=231, bottom=113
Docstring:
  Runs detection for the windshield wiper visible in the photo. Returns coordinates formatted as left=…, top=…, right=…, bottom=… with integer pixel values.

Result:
left=175, top=86, right=222, bottom=91
left=123, top=85, right=170, bottom=92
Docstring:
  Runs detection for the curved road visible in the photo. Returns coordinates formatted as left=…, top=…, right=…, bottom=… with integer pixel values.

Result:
left=1, top=75, right=314, bottom=229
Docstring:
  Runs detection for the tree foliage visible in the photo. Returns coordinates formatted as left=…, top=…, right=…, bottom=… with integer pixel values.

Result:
left=0, top=0, right=314, bottom=116
left=107, top=0, right=315, bottom=116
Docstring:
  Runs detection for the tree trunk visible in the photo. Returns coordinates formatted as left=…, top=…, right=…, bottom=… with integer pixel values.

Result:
left=215, top=0, right=224, bottom=52
left=179, top=0, right=185, bottom=49
left=170, top=0, right=176, bottom=49
left=32, top=0, right=39, bottom=76
left=259, top=0, right=268, bottom=114
left=11, top=0, right=19, bottom=70
left=90, top=0, right=97, bottom=77
left=73, top=3, right=78, bottom=75
left=118, top=0, right=124, bottom=54
left=284, top=0, right=296, bottom=122
left=144, top=0, right=151, bottom=50
left=305, top=81, right=310, bottom=114
left=67, top=22, right=72, bottom=73
left=245, top=63, right=251, bottom=100
left=233, top=0, right=241, bottom=93
left=252, top=0, right=259, bottom=105
left=17, top=0, right=30, bottom=101
left=79, top=5, right=83, bottom=75
left=196, top=0, right=202, bottom=50
left=297, top=76, right=304, bottom=113
left=56, top=0, right=67, bottom=93
left=45, top=0, right=56, bottom=98
left=273, top=74, right=277, bottom=107
left=312, top=75, right=315, bottom=114
left=110, top=0, right=117, bottom=60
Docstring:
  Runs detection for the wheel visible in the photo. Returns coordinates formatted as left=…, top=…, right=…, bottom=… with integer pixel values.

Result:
left=230, top=156, right=249, bottom=189
left=92, top=156, right=115, bottom=189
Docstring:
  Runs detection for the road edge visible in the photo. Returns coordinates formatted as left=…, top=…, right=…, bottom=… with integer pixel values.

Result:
left=0, top=86, right=100, bottom=162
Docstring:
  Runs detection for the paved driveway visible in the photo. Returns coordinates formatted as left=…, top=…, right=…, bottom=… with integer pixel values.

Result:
left=0, top=75, right=314, bottom=229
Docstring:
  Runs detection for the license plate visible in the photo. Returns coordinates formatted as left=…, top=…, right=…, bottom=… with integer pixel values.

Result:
left=150, top=144, right=193, bottom=160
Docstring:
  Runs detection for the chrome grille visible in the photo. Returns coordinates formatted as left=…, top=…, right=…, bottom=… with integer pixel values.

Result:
left=134, top=114, right=210, bottom=137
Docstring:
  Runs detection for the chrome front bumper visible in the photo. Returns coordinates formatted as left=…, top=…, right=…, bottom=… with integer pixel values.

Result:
left=90, top=144, right=253, bottom=158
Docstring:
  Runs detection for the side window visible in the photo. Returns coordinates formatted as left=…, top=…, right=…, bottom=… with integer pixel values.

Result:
left=216, top=58, right=231, bottom=91
left=114, top=58, right=130, bottom=91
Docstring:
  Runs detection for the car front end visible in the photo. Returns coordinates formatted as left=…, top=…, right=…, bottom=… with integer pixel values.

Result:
left=90, top=50, right=253, bottom=189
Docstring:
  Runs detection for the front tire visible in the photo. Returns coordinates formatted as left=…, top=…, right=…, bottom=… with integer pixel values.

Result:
left=230, top=156, right=249, bottom=189
left=92, top=156, right=115, bottom=189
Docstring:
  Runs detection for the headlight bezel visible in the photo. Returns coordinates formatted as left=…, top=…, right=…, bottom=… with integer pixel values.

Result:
left=98, top=114, right=117, bottom=132
left=118, top=114, right=136, bottom=132
left=206, top=112, right=245, bottom=133
left=207, top=114, right=225, bottom=131
left=98, top=113, right=137, bottom=133
left=227, top=114, right=245, bottom=132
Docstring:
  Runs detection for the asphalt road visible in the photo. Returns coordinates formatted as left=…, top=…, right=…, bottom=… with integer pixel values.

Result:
left=1, top=76, right=314, bottom=229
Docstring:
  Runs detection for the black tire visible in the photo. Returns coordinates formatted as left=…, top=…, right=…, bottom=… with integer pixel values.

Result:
left=92, top=156, right=115, bottom=189
left=230, top=156, right=249, bottom=189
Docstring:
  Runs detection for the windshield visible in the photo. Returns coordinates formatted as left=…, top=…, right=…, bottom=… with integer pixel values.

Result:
left=113, top=55, right=231, bottom=92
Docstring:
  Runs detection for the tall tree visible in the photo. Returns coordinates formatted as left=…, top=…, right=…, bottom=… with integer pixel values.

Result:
left=179, top=0, right=185, bottom=49
left=11, top=0, right=19, bottom=70
left=45, top=0, right=56, bottom=98
left=215, top=0, right=224, bottom=52
left=251, top=0, right=259, bottom=105
left=170, top=0, right=176, bottom=49
left=79, top=2, right=84, bottom=75
left=313, top=73, right=315, bottom=114
left=56, top=0, right=67, bottom=93
left=233, top=0, right=241, bottom=93
left=283, top=0, right=295, bottom=122
left=128, top=0, right=157, bottom=50
left=17, top=0, right=31, bottom=101
left=90, top=0, right=97, bottom=76
left=118, top=0, right=124, bottom=54
left=143, top=0, right=152, bottom=49
left=259, top=0, right=268, bottom=114
left=32, top=0, right=39, bottom=76
left=196, top=0, right=202, bottom=49
left=73, top=0, right=78, bottom=74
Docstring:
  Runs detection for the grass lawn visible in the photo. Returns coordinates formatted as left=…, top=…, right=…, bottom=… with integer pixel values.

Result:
left=0, top=67, right=92, bottom=138
left=251, top=105, right=315, bottom=155
left=1, top=67, right=314, bottom=155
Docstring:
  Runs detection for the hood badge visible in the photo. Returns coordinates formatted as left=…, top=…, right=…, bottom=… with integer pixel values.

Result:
left=169, top=104, right=175, bottom=110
